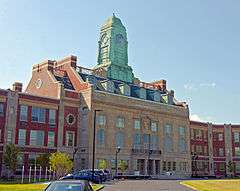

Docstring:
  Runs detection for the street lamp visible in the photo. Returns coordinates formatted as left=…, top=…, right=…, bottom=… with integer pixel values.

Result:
left=92, top=109, right=102, bottom=180
left=72, top=147, right=78, bottom=170
left=115, top=146, right=121, bottom=177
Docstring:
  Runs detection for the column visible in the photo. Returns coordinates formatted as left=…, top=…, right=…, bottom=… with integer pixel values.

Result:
left=152, top=160, right=156, bottom=175
left=144, top=159, right=148, bottom=175
left=208, top=123, right=214, bottom=176
left=225, top=124, right=233, bottom=177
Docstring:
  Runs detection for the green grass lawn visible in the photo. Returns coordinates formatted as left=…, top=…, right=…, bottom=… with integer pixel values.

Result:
left=0, top=183, right=103, bottom=191
left=181, top=179, right=240, bottom=191
left=0, top=184, right=47, bottom=191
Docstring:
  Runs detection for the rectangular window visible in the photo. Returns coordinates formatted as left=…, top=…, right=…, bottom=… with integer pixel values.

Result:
left=30, top=130, right=44, bottom=146
left=218, top=133, right=223, bottom=141
left=143, top=134, right=150, bottom=149
left=7, top=130, right=12, bottom=143
left=134, top=119, right=141, bottom=129
left=204, top=145, right=208, bottom=155
left=151, top=135, right=158, bottom=150
left=172, top=162, right=176, bottom=171
left=162, top=161, right=166, bottom=171
left=32, top=107, right=46, bottom=123
left=196, top=145, right=203, bottom=155
left=203, top=131, right=208, bottom=141
left=167, top=161, right=171, bottom=171
left=235, top=147, right=240, bottom=157
left=165, top=124, right=172, bottom=135
left=191, top=145, right=195, bottom=153
left=0, top=103, right=4, bottom=116
left=179, top=127, right=186, bottom=153
left=164, top=124, right=173, bottom=152
left=236, top=162, right=240, bottom=173
left=219, top=163, right=225, bottom=171
left=234, top=132, right=240, bottom=143
left=133, top=133, right=141, bottom=149
left=151, top=121, right=157, bottom=132
left=97, top=115, right=106, bottom=126
left=196, top=129, right=202, bottom=140
left=116, top=117, right=124, bottom=128
left=48, top=131, right=55, bottom=147
left=66, top=131, right=75, bottom=147
left=219, top=148, right=224, bottom=157
left=18, top=129, right=26, bottom=146
left=20, top=105, right=28, bottom=121
left=190, top=129, right=194, bottom=139
left=179, top=127, right=185, bottom=137
left=49, top=109, right=56, bottom=125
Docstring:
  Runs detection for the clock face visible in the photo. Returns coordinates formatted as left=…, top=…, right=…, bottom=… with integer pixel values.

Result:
left=115, top=34, right=124, bottom=44
left=101, top=34, right=109, bottom=46
left=35, top=79, right=43, bottom=89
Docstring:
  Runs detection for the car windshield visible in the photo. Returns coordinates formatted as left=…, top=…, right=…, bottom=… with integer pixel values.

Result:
left=45, top=182, right=84, bottom=191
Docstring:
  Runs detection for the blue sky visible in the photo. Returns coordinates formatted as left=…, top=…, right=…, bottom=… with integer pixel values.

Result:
left=0, top=0, right=239, bottom=124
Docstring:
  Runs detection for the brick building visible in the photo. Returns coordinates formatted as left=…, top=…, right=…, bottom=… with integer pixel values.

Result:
left=0, top=15, right=239, bottom=178
left=190, top=121, right=240, bottom=177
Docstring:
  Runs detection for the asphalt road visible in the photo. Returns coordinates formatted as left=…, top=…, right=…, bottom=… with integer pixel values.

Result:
left=103, top=180, right=194, bottom=191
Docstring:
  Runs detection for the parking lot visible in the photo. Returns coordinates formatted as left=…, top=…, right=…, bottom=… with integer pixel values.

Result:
left=103, top=180, right=194, bottom=191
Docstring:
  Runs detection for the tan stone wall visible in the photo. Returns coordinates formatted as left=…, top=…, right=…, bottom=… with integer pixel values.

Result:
left=82, top=90, right=191, bottom=176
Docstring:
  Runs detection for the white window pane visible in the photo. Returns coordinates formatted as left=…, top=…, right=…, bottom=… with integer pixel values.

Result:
left=151, top=122, right=157, bottom=132
left=48, top=131, right=55, bottom=147
left=49, top=109, right=56, bottom=125
left=98, top=115, right=106, bottom=126
left=134, top=119, right=141, bottom=129
left=18, top=129, right=26, bottom=146
left=0, top=103, right=4, bottom=114
left=20, top=105, right=28, bottom=121
left=116, top=117, right=124, bottom=128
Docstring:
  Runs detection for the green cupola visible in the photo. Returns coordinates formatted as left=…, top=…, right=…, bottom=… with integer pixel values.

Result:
left=95, top=14, right=134, bottom=83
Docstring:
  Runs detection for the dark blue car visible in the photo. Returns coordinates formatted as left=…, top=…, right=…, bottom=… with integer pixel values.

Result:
left=60, top=171, right=101, bottom=184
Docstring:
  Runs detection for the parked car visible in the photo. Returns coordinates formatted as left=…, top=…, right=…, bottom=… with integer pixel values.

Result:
left=60, top=171, right=101, bottom=184
left=44, top=180, right=103, bottom=191
left=81, top=169, right=107, bottom=182
left=103, top=169, right=112, bottom=180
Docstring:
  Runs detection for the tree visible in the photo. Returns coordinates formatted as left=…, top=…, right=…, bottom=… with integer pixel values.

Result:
left=49, top=152, right=73, bottom=178
left=118, top=160, right=128, bottom=172
left=227, top=161, right=234, bottom=178
left=98, top=159, right=107, bottom=169
left=37, top=153, right=50, bottom=169
left=3, top=144, right=20, bottom=177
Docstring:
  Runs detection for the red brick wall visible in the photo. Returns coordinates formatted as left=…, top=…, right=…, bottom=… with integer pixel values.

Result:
left=63, top=106, right=78, bottom=146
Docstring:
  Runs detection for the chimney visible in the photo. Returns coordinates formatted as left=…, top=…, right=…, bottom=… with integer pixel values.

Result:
left=169, top=90, right=174, bottom=97
left=12, top=82, right=23, bottom=92
left=152, top=79, right=167, bottom=91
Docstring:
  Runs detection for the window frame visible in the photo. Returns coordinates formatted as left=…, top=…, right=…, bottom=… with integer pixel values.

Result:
left=116, top=117, right=125, bottom=129
left=0, top=103, right=4, bottom=116
left=18, top=129, right=26, bottom=146
left=31, top=107, right=46, bottom=123
left=30, top=130, right=45, bottom=146
left=49, top=109, right=56, bottom=126
left=48, top=131, right=55, bottom=147
left=133, top=119, right=141, bottom=130
left=20, top=105, right=28, bottom=122
left=66, top=131, right=75, bottom=147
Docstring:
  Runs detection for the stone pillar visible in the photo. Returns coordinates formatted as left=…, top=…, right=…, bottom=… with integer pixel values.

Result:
left=224, top=124, right=233, bottom=177
left=152, top=160, right=156, bottom=175
left=144, top=159, right=148, bottom=175
left=208, top=123, right=214, bottom=176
